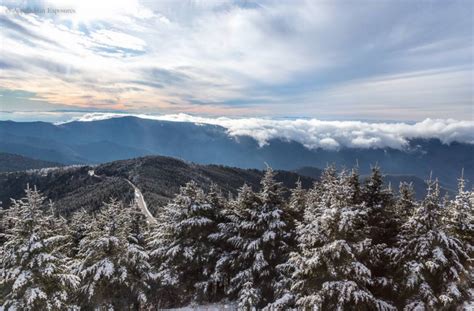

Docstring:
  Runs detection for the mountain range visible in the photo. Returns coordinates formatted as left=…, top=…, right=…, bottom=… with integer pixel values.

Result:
left=0, top=155, right=315, bottom=215
left=0, top=152, right=454, bottom=219
left=0, top=152, right=62, bottom=172
left=0, top=116, right=472, bottom=191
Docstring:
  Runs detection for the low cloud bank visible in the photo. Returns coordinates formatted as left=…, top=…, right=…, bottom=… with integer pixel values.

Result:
left=63, top=113, right=474, bottom=150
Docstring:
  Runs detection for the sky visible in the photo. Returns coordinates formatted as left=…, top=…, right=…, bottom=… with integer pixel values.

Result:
left=0, top=0, right=473, bottom=122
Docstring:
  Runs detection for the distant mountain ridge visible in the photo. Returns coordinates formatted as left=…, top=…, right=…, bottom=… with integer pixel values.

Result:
left=0, top=155, right=315, bottom=215
left=293, top=166, right=451, bottom=200
left=0, top=152, right=62, bottom=172
left=0, top=117, right=471, bottom=189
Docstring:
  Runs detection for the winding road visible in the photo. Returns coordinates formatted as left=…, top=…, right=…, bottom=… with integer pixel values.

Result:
left=124, top=179, right=158, bottom=225
left=89, top=170, right=157, bottom=225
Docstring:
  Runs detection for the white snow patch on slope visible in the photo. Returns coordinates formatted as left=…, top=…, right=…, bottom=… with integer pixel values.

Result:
left=60, top=113, right=474, bottom=151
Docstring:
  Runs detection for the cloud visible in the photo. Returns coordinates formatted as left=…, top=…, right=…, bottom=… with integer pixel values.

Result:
left=89, top=29, right=147, bottom=54
left=0, top=0, right=472, bottom=119
left=293, top=67, right=473, bottom=120
left=62, top=113, right=474, bottom=150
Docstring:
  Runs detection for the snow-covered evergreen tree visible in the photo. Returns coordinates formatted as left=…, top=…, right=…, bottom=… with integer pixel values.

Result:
left=444, top=175, right=473, bottom=305
left=444, top=174, right=473, bottom=245
left=204, top=183, right=230, bottom=301
left=358, top=166, right=399, bottom=306
left=362, top=166, right=391, bottom=208
left=287, top=168, right=395, bottom=310
left=66, top=209, right=92, bottom=258
left=267, top=179, right=307, bottom=309
left=362, top=166, right=397, bottom=245
left=1, top=186, right=80, bottom=310
left=217, top=168, right=291, bottom=308
left=238, top=281, right=261, bottom=310
left=396, top=178, right=471, bottom=309
left=347, top=167, right=363, bottom=205
left=121, top=201, right=153, bottom=309
left=396, top=182, right=417, bottom=222
left=288, top=179, right=306, bottom=221
left=0, top=204, right=8, bottom=247
left=75, top=199, right=152, bottom=309
left=214, top=183, right=257, bottom=305
left=148, top=181, right=224, bottom=305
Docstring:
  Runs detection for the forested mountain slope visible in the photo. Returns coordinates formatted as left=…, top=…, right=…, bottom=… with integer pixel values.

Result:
left=0, top=155, right=314, bottom=215
left=1, top=117, right=471, bottom=190
left=294, top=166, right=452, bottom=200
left=0, top=152, right=62, bottom=172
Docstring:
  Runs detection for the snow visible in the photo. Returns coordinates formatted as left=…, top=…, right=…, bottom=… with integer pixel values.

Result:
left=12, top=270, right=31, bottom=291
left=2, top=164, right=472, bottom=309
left=163, top=303, right=237, bottom=311
left=26, top=287, right=47, bottom=305
left=91, top=258, right=115, bottom=281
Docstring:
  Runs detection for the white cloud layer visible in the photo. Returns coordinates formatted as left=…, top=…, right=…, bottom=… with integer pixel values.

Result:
left=0, top=0, right=472, bottom=119
left=63, top=113, right=474, bottom=150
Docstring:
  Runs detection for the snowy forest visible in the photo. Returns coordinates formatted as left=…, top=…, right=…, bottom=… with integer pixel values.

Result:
left=1, top=166, right=472, bottom=310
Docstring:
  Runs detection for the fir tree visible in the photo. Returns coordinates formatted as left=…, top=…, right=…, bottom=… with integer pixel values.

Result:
left=75, top=199, right=151, bottom=309
left=444, top=174, right=473, bottom=245
left=66, top=209, right=92, bottom=258
left=1, top=186, right=79, bottom=310
left=0, top=204, right=8, bottom=247
left=267, top=179, right=307, bottom=309
left=396, top=182, right=417, bottom=222
left=396, top=178, right=471, bottom=309
left=287, top=168, right=395, bottom=310
left=218, top=168, right=291, bottom=308
left=121, top=202, right=153, bottom=309
left=362, top=166, right=397, bottom=245
left=204, top=183, right=230, bottom=301
left=360, top=166, right=399, bottom=305
left=238, top=281, right=261, bottom=310
left=371, top=181, right=418, bottom=305
left=347, top=167, right=363, bottom=205
left=148, top=181, right=224, bottom=305
left=362, top=166, right=385, bottom=207
left=288, top=179, right=306, bottom=223
left=214, top=183, right=257, bottom=305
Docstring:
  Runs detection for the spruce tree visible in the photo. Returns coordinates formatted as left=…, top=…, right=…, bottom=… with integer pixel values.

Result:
left=218, top=168, right=291, bottom=308
left=288, top=179, right=306, bottom=224
left=1, top=186, right=79, bottom=310
left=347, top=167, right=363, bottom=205
left=66, top=209, right=92, bottom=258
left=121, top=202, right=153, bottom=309
left=362, top=166, right=396, bottom=245
left=288, top=168, right=395, bottom=310
left=214, top=183, right=257, bottom=304
left=204, top=183, right=229, bottom=301
left=362, top=166, right=386, bottom=208
left=444, top=174, right=473, bottom=245
left=0, top=204, right=8, bottom=247
left=396, top=182, right=417, bottom=222
left=396, top=178, right=471, bottom=309
left=148, top=181, right=223, bottom=305
left=359, top=166, right=400, bottom=305
left=267, top=179, right=307, bottom=309
left=75, top=199, right=152, bottom=309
